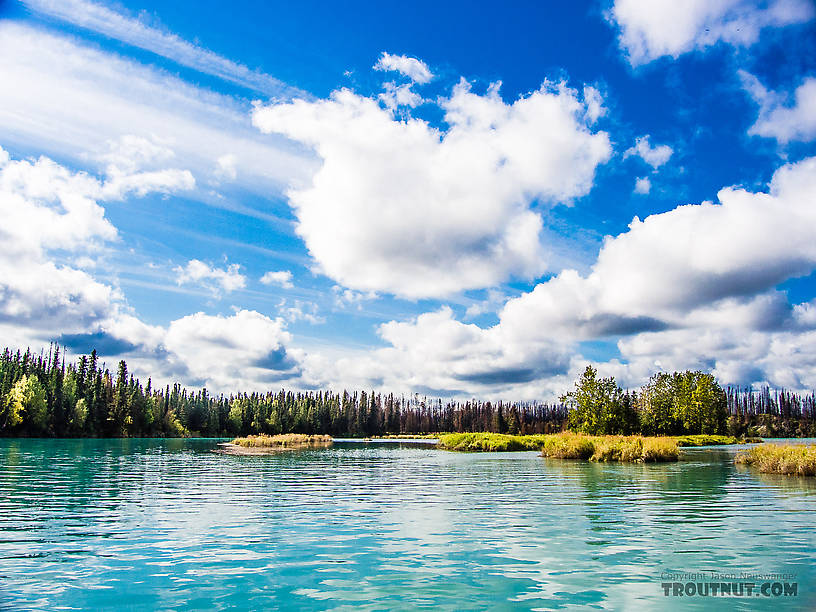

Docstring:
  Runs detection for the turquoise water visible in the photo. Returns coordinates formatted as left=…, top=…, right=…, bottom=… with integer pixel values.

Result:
left=1, top=439, right=815, bottom=611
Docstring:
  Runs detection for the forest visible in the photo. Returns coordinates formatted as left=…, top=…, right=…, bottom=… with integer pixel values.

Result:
left=0, top=346, right=814, bottom=438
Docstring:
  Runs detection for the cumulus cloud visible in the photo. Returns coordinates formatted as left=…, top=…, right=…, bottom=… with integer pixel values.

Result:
left=0, top=145, right=191, bottom=344
left=378, top=81, right=424, bottom=111
left=623, top=135, right=673, bottom=169
left=373, top=52, right=434, bottom=84
left=174, top=259, right=246, bottom=295
left=634, top=176, right=651, bottom=194
left=260, top=270, right=294, bottom=289
left=336, top=156, right=816, bottom=397
left=499, top=156, right=816, bottom=339
left=161, top=310, right=302, bottom=390
left=741, top=72, right=816, bottom=144
left=310, top=307, right=574, bottom=398
left=253, top=74, right=611, bottom=298
left=609, top=0, right=815, bottom=66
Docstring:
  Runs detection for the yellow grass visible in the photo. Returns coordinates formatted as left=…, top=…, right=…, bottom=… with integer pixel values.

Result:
left=437, top=432, right=679, bottom=462
left=735, top=443, right=816, bottom=476
left=231, top=434, right=333, bottom=448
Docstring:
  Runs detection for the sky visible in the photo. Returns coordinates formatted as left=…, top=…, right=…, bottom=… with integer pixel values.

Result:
left=1, top=0, right=816, bottom=399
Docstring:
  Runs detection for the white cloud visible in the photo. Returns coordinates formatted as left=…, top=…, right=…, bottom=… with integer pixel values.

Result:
left=95, top=134, right=176, bottom=175
left=0, top=145, right=194, bottom=345
left=253, top=76, right=611, bottom=298
left=0, top=22, right=314, bottom=209
left=329, top=155, right=816, bottom=397
left=260, top=270, right=294, bottom=289
left=160, top=309, right=302, bottom=390
left=332, top=286, right=377, bottom=310
left=378, top=82, right=424, bottom=111
left=499, top=156, right=816, bottom=339
left=20, top=0, right=305, bottom=98
left=278, top=299, right=325, bottom=325
left=0, top=146, right=308, bottom=395
left=174, top=259, right=247, bottom=295
left=741, top=72, right=816, bottom=144
left=214, top=154, right=238, bottom=181
left=583, top=85, right=606, bottom=123
left=464, top=289, right=508, bottom=319
left=609, top=0, right=814, bottom=66
left=616, top=321, right=816, bottom=391
left=623, top=135, right=673, bottom=169
left=634, top=176, right=651, bottom=194
left=309, top=307, right=574, bottom=399
left=373, top=52, right=434, bottom=84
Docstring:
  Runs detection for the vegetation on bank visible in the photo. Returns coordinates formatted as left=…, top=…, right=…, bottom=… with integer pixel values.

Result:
left=674, top=434, right=751, bottom=446
left=735, top=444, right=816, bottom=476
left=0, top=345, right=814, bottom=439
left=438, top=432, right=680, bottom=462
left=371, top=433, right=444, bottom=439
left=231, top=434, right=333, bottom=448
left=437, top=433, right=549, bottom=451
left=437, top=432, right=751, bottom=453
left=541, top=434, right=679, bottom=463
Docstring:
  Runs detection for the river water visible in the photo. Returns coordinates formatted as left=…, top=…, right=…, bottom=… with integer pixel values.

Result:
left=1, top=438, right=814, bottom=610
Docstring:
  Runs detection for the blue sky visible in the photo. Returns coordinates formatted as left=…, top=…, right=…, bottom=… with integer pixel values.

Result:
left=1, top=0, right=815, bottom=398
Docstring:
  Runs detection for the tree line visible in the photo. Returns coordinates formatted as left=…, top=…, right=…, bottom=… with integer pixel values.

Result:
left=0, top=346, right=565, bottom=438
left=562, top=366, right=816, bottom=437
left=0, top=346, right=814, bottom=438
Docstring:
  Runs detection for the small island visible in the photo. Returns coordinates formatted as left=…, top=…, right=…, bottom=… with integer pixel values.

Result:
left=218, top=434, right=333, bottom=455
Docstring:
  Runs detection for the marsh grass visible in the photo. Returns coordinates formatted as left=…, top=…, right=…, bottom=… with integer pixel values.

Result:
left=437, top=432, right=679, bottom=462
left=435, top=432, right=549, bottom=452
left=372, top=434, right=446, bottom=439
left=735, top=443, right=816, bottom=476
left=541, top=433, right=679, bottom=463
left=674, top=434, right=747, bottom=446
left=231, top=434, right=333, bottom=448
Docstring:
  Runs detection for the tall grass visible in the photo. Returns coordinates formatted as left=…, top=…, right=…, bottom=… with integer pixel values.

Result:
left=436, top=432, right=549, bottom=452
left=437, top=432, right=679, bottom=462
left=371, top=433, right=446, bottom=440
left=540, top=433, right=679, bottom=463
left=674, top=434, right=749, bottom=446
left=231, top=434, right=333, bottom=448
left=735, top=444, right=816, bottom=476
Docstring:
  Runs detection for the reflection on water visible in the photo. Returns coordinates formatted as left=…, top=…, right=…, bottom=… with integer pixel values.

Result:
left=0, top=439, right=814, bottom=611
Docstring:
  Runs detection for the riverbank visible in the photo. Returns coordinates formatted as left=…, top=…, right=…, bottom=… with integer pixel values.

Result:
left=437, top=432, right=756, bottom=462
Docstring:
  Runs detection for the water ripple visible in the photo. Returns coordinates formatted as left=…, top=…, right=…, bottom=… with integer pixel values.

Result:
left=0, top=439, right=814, bottom=610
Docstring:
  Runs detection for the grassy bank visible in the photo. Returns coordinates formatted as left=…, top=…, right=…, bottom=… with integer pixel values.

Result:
left=437, top=432, right=680, bottom=462
left=674, top=434, right=757, bottom=446
left=370, top=434, right=445, bottom=440
left=231, top=434, right=333, bottom=448
left=540, top=433, right=679, bottom=463
left=735, top=443, right=816, bottom=476
left=436, top=433, right=550, bottom=452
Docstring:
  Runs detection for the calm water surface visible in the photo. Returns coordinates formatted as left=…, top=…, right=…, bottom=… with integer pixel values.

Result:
left=1, top=439, right=815, bottom=611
